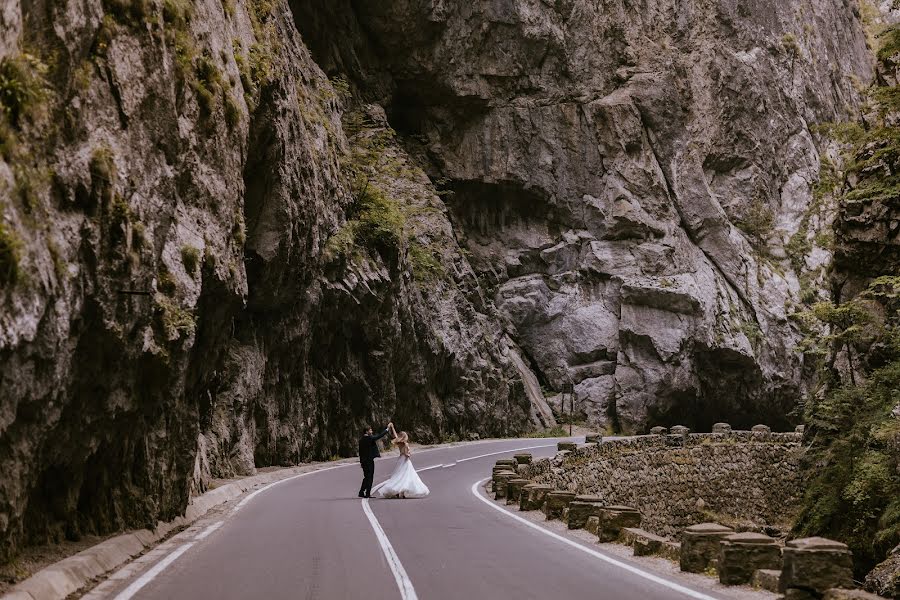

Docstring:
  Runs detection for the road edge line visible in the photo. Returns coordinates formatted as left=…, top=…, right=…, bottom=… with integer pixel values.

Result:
left=361, top=499, right=419, bottom=600
left=470, top=478, right=721, bottom=600
left=111, top=542, right=195, bottom=600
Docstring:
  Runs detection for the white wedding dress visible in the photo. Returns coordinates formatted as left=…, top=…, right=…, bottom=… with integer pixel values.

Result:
left=371, top=453, right=430, bottom=499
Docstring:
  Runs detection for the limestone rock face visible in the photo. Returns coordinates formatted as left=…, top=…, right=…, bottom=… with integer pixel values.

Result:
left=304, top=0, right=873, bottom=432
left=0, top=0, right=876, bottom=566
left=0, top=0, right=536, bottom=560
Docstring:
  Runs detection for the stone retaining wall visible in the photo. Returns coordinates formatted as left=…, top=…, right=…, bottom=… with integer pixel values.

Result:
left=521, top=431, right=802, bottom=538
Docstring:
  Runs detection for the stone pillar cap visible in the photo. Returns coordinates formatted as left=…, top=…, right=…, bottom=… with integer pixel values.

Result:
left=574, top=495, right=604, bottom=503
left=786, top=537, right=849, bottom=551
left=513, top=452, right=532, bottom=457
left=685, top=523, right=734, bottom=534
left=548, top=490, right=577, bottom=496
left=723, top=532, right=776, bottom=544
left=751, top=424, right=771, bottom=432
left=604, top=505, right=639, bottom=512
left=508, top=478, right=531, bottom=484
left=523, top=483, right=552, bottom=489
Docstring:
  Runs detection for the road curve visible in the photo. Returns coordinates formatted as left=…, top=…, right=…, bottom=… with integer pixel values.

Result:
left=94, top=438, right=738, bottom=600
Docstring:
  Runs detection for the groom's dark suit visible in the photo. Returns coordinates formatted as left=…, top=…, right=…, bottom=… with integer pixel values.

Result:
left=358, top=427, right=389, bottom=498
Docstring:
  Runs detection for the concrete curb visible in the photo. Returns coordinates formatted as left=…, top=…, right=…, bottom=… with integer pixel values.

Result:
left=1, top=459, right=360, bottom=600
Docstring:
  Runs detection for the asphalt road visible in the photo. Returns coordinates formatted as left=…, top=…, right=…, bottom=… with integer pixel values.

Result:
left=97, top=438, right=739, bottom=600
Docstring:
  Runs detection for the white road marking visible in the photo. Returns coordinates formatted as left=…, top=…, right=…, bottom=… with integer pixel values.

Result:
left=470, top=479, right=720, bottom=600
left=232, top=463, right=352, bottom=513
left=112, top=542, right=194, bottom=600
left=455, top=443, right=558, bottom=463
left=361, top=499, right=419, bottom=600
left=194, top=521, right=223, bottom=540
left=417, top=464, right=444, bottom=472
left=106, top=439, right=567, bottom=597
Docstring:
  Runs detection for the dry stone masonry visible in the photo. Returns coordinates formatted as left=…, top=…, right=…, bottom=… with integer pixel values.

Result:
left=487, top=442, right=887, bottom=599
left=521, top=428, right=803, bottom=538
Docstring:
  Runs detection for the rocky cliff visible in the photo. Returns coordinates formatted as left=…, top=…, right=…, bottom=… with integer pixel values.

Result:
left=0, top=0, right=874, bottom=564
left=299, top=0, right=871, bottom=431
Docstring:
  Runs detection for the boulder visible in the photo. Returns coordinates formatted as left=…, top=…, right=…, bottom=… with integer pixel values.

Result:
left=865, top=545, right=900, bottom=598
left=557, top=441, right=577, bottom=452
left=680, top=522, right=734, bottom=573
left=585, top=433, right=603, bottom=444
left=650, top=426, right=668, bottom=435
left=718, top=532, right=781, bottom=585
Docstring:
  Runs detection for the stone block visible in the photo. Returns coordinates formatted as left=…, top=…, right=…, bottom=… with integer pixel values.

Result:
left=752, top=424, right=772, bottom=440
left=712, top=422, right=732, bottom=434
left=519, top=484, right=552, bottom=511
left=597, top=505, right=642, bottom=542
left=585, top=433, right=603, bottom=443
left=513, top=453, right=532, bottom=465
left=495, top=458, right=518, bottom=471
left=822, top=589, right=886, bottom=599
left=680, top=522, right=734, bottom=573
left=585, top=516, right=600, bottom=535
left=567, top=497, right=604, bottom=529
left=506, top=479, right=531, bottom=505
left=718, top=532, right=781, bottom=585
left=557, top=441, right=577, bottom=452
left=753, top=569, right=782, bottom=593
left=622, top=527, right=668, bottom=556
left=543, top=491, right=577, bottom=520
left=670, top=425, right=690, bottom=438
left=650, top=426, right=668, bottom=435
left=780, top=537, right=854, bottom=595
left=795, top=424, right=806, bottom=434
left=491, top=469, right=516, bottom=494
left=494, top=472, right=517, bottom=499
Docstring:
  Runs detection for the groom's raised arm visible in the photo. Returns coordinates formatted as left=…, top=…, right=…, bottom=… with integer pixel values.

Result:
left=373, top=427, right=390, bottom=441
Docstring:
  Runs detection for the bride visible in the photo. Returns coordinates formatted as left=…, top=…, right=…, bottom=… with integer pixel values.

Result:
left=370, top=424, right=430, bottom=499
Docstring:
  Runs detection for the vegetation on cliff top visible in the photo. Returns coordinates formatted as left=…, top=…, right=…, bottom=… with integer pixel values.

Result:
left=796, top=24, right=900, bottom=575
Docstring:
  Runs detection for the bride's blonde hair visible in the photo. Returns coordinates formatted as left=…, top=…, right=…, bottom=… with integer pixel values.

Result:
left=397, top=431, right=409, bottom=443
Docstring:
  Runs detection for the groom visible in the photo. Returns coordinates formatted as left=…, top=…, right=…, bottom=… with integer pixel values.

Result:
left=358, top=422, right=391, bottom=498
